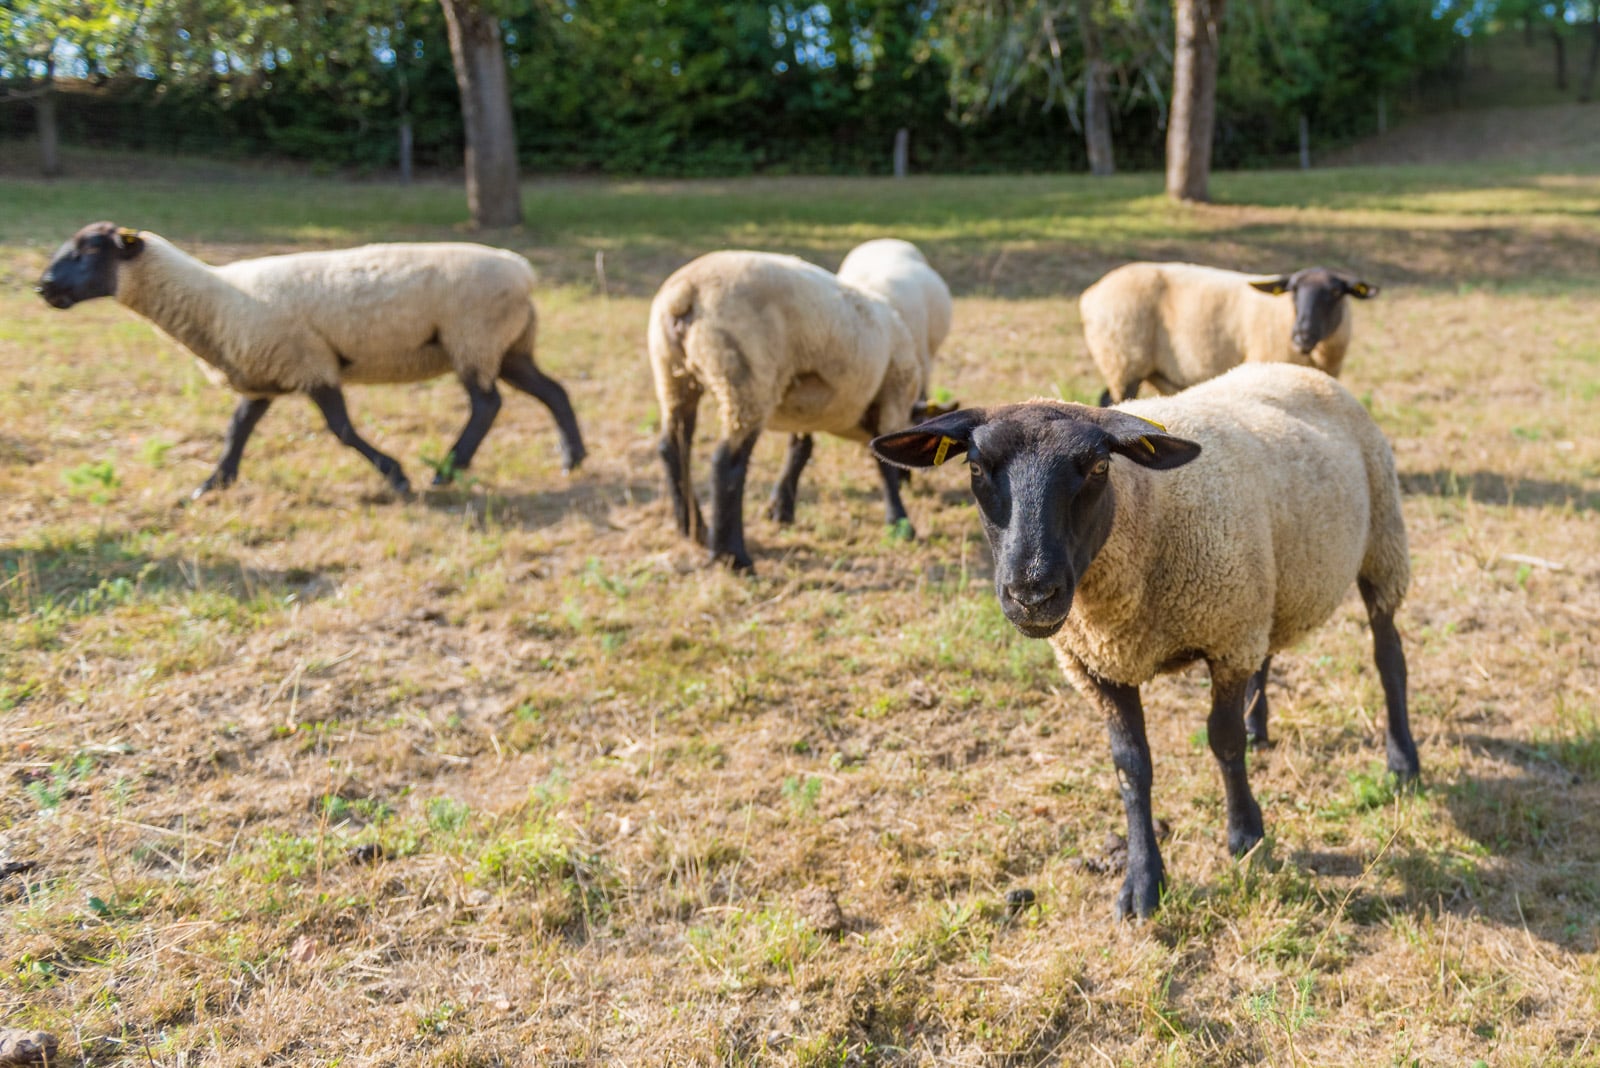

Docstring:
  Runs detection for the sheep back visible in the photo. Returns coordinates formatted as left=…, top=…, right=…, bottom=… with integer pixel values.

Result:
left=648, top=250, right=921, bottom=441
left=837, top=239, right=953, bottom=380
left=1052, top=362, right=1408, bottom=685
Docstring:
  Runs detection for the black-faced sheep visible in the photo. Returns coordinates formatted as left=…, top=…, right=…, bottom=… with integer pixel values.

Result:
left=36, top=222, right=586, bottom=497
left=648, top=250, right=924, bottom=571
left=1080, top=261, right=1379, bottom=405
left=872, top=362, right=1418, bottom=920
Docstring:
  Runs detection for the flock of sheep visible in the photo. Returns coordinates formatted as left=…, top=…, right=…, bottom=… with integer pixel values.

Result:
left=35, top=222, right=1413, bottom=920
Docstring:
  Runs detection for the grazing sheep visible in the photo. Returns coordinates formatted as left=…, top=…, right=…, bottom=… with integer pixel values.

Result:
left=1080, top=262, right=1379, bottom=405
left=649, top=250, right=923, bottom=570
left=36, top=222, right=586, bottom=498
left=872, top=363, right=1418, bottom=920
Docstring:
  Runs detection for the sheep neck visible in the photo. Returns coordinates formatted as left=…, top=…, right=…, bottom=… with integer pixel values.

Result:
left=116, top=236, right=241, bottom=376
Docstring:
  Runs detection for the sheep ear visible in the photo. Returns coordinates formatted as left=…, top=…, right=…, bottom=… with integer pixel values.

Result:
left=1249, top=276, right=1291, bottom=296
left=1346, top=279, right=1379, bottom=299
left=1096, top=411, right=1202, bottom=470
left=114, top=228, right=144, bottom=258
left=872, top=408, right=985, bottom=469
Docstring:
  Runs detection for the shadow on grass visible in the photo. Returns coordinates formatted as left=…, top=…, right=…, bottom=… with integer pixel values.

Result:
left=0, top=533, right=338, bottom=620
left=419, top=476, right=663, bottom=534
left=1281, top=749, right=1600, bottom=949
left=1399, top=468, right=1600, bottom=511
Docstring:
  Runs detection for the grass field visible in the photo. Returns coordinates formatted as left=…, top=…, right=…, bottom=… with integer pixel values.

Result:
left=2, top=150, right=1598, bottom=1066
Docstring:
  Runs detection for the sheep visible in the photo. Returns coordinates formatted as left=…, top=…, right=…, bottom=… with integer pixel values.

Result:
left=837, top=239, right=953, bottom=388
left=649, top=249, right=924, bottom=571
left=36, top=221, right=586, bottom=498
left=872, top=362, right=1419, bottom=920
left=1079, top=262, right=1379, bottom=405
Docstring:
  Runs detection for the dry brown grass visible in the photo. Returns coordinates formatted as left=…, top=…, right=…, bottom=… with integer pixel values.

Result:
left=1, top=159, right=1598, bottom=1066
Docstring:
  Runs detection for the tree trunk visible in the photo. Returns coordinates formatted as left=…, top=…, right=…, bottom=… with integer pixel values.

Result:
left=1076, top=0, right=1115, bottom=176
left=1298, top=112, right=1310, bottom=169
left=1166, top=0, right=1224, bottom=202
left=36, top=78, right=61, bottom=178
left=399, top=119, right=414, bottom=184
left=1553, top=25, right=1568, bottom=91
left=1580, top=3, right=1600, bottom=102
left=893, top=127, right=909, bottom=178
left=439, top=0, right=522, bottom=228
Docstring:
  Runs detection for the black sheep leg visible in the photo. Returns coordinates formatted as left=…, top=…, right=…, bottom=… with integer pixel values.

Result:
left=877, top=460, right=912, bottom=533
left=708, top=431, right=760, bottom=571
left=194, top=396, right=273, bottom=499
left=307, top=385, right=411, bottom=495
left=500, top=350, right=586, bottom=472
left=1359, top=578, right=1421, bottom=780
left=1083, top=673, right=1165, bottom=920
left=1244, top=655, right=1272, bottom=746
left=658, top=402, right=704, bottom=543
left=766, top=433, right=813, bottom=524
left=1208, top=662, right=1267, bottom=857
left=436, top=378, right=502, bottom=484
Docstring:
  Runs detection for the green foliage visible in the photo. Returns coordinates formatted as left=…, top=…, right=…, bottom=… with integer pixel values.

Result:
left=2, top=0, right=1479, bottom=176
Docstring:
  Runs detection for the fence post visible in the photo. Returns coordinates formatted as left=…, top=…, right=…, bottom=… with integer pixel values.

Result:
left=893, top=128, right=909, bottom=178
left=1298, top=113, right=1310, bottom=170
left=399, top=119, right=414, bottom=184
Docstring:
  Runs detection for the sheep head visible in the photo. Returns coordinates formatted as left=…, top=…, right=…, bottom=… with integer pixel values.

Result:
left=872, top=403, right=1200, bottom=639
left=37, top=222, right=145, bottom=309
left=1249, top=267, right=1378, bottom=355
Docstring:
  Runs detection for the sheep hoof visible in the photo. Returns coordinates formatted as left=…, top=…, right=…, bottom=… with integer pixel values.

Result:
left=561, top=445, right=587, bottom=474
left=885, top=518, right=916, bottom=542
left=388, top=476, right=413, bottom=497
left=707, top=550, right=755, bottom=573
left=1113, top=866, right=1163, bottom=922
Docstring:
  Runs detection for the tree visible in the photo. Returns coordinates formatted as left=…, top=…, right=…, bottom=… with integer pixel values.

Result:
left=0, top=0, right=141, bottom=176
left=1074, top=0, right=1114, bottom=174
left=438, top=0, right=520, bottom=227
left=1581, top=0, right=1600, bottom=102
left=1166, top=0, right=1224, bottom=202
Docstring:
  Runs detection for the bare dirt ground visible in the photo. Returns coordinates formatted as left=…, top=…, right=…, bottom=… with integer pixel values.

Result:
left=1, top=160, right=1598, bottom=1066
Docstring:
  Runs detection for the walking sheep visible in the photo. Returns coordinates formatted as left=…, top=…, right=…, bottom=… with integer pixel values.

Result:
left=649, top=250, right=924, bottom=571
left=36, top=222, right=586, bottom=498
left=1080, top=262, right=1379, bottom=405
left=872, top=363, right=1418, bottom=920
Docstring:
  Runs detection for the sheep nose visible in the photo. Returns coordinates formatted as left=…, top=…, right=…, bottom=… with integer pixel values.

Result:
left=1292, top=331, right=1314, bottom=353
left=1004, top=582, right=1060, bottom=609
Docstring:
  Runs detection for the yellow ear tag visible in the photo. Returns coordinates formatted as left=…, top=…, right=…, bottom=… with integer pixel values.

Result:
left=1138, top=436, right=1156, bottom=454
left=1129, top=414, right=1166, bottom=432
left=117, top=227, right=139, bottom=241
left=932, top=436, right=955, bottom=465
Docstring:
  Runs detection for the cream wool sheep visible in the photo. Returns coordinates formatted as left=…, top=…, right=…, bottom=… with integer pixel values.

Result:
left=37, top=221, right=586, bottom=497
left=1080, top=261, right=1379, bottom=404
left=837, top=238, right=953, bottom=386
left=872, top=363, right=1418, bottom=920
left=649, top=249, right=923, bottom=570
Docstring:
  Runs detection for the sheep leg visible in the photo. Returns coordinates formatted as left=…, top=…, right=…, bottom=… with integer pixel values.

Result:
left=307, top=385, right=411, bottom=496
left=1085, top=675, right=1165, bottom=920
left=1207, top=662, right=1266, bottom=858
left=194, top=396, right=273, bottom=499
left=708, top=431, right=759, bottom=571
left=436, top=379, right=502, bottom=485
left=1359, top=578, right=1421, bottom=781
left=1244, top=656, right=1272, bottom=747
left=877, top=460, right=913, bottom=535
left=658, top=405, right=704, bottom=543
left=766, top=433, right=813, bottom=524
left=500, top=350, right=587, bottom=473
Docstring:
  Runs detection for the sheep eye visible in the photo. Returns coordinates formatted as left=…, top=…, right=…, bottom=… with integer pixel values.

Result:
left=968, top=462, right=983, bottom=479
left=1090, top=459, right=1110, bottom=479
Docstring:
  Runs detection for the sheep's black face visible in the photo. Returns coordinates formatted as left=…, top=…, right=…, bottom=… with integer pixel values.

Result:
left=871, top=404, right=1202, bottom=640
left=1250, top=267, right=1378, bottom=355
left=37, top=221, right=143, bottom=309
